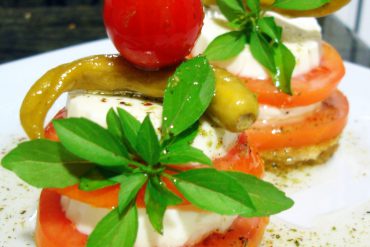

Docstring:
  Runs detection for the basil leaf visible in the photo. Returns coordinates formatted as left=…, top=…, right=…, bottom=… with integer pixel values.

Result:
left=258, top=17, right=282, bottom=43
left=273, top=43, right=295, bottom=95
left=1, top=139, right=92, bottom=188
left=118, top=173, right=148, bottom=214
left=117, top=107, right=141, bottom=152
left=106, top=108, right=124, bottom=141
left=162, top=56, right=215, bottom=138
left=160, top=145, right=212, bottom=166
left=273, top=0, right=330, bottom=10
left=224, top=171, right=294, bottom=216
left=87, top=206, right=138, bottom=247
left=249, top=31, right=276, bottom=73
left=79, top=168, right=117, bottom=191
left=162, top=122, right=199, bottom=148
left=204, top=31, right=247, bottom=61
left=216, top=0, right=246, bottom=22
left=173, top=168, right=255, bottom=215
left=135, top=116, right=161, bottom=166
left=145, top=177, right=182, bottom=234
left=109, top=173, right=129, bottom=183
left=53, top=118, right=130, bottom=167
left=247, top=0, right=260, bottom=13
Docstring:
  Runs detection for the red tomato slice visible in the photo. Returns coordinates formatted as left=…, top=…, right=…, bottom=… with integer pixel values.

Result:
left=245, top=43, right=345, bottom=107
left=36, top=189, right=268, bottom=247
left=36, top=189, right=88, bottom=247
left=44, top=108, right=66, bottom=141
left=246, top=90, right=349, bottom=150
left=194, top=217, right=269, bottom=247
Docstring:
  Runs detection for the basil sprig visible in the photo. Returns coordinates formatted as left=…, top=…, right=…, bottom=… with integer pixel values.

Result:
left=2, top=56, right=293, bottom=247
left=205, top=0, right=330, bottom=94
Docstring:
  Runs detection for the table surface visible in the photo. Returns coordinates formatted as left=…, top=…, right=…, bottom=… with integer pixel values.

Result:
left=1, top=0, right=369, bottom=68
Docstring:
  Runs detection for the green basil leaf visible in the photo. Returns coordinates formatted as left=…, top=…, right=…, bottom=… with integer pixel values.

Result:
left=117, top=107, right=141, bottom=152
left=106, top=108, right=124, bottom=141
left=1, top=139, right=92, bottom=188
left=79, top=168, right=118, bottom=191
left=145, top=177, right=182, bottom=234
left=173, top=168, right=254, bottom=215
left=204, top=31, right=247, bottom=61
left=53, top=118, right=130, bottom=167
left=135, top=116, right=161, bottom=166
left=224, top=171, right=294, bottom=216
left=162, top=122, right=199, bottom=148
left=258, top=17, right=282, bottom=43
left=87, top=206, right=138, bottom=247
left=273, top=43, right=295, bottom=95
left=160, top=145, right=212, bottom=166
left=216, top=0, right=246, bottom=22
left=109, top=173, right=130, bottom=183
left=118, top=173, right=148, bottom=214
left=273, top=0, right=330, bottom=10
left=249, top=31, right=276, bottom=73
left=246, top=0, right=260, bottom=13
left=162, top=56, right=215, bottom=138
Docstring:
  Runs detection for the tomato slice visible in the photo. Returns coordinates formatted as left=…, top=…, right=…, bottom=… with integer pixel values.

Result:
left=194, top=217, right=269, bottom=247
left=36, top=189, right=268, bottom=247
left=36, top=189, right=88, bottom=247
left=44, top=108, right=66, bottom=141
left=246, top=90, right=349, bottom=150
left=245, top=43, right=345, bottom=107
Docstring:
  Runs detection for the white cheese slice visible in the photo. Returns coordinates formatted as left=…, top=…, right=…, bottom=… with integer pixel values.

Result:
left=192, top=11, right=322, bottom=79
left=258, top=102, right=322, bottom=125
left=66, top=92, right=238, bottom=159
left=61, top=196, right=237, bottom=246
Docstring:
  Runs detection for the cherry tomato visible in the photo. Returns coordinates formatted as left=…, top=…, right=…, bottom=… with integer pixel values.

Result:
left=36, top=189, right=268, bottom=247
left=104, top=0, right=204, bottom=69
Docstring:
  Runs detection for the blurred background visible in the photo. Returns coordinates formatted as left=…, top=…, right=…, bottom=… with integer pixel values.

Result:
left=0, top=0, right=369, bottom=67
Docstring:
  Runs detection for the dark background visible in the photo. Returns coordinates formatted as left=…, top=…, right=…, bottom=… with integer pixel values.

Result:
left=1, top=0, right=369, bottom=67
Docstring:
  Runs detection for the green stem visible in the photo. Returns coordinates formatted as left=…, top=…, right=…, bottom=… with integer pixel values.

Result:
left=129, top=160, right=148, bottom=170
left=162, top=172, right=174, bottom=180
left=164, top=166, right=182, bottom=173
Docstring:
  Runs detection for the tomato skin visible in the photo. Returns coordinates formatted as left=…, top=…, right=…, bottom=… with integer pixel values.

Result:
left=104, top=0, right=204, bottom=69
left=194, top=217, right=269, bottom=247
left=36, top=189, right=267, bottom=247
left=44, top=108, right=66, bottom=141
left=245, top=43, right=345, bottom=107
left=36, top=189, right=88, bottom=247
left=246, top=90, right=349, bottom=150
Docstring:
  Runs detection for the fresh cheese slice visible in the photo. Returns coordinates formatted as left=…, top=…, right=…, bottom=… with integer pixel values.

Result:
left=66, top=92, right=238, bottom=160
left=61, top=196, right=237, bottom=246
left=258, top=102, right=322, bottom=124
left=192, top=11, right=322, bottom=79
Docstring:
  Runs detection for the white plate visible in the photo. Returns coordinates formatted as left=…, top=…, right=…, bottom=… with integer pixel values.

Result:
left=0, top=39, right=370, bottom=246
